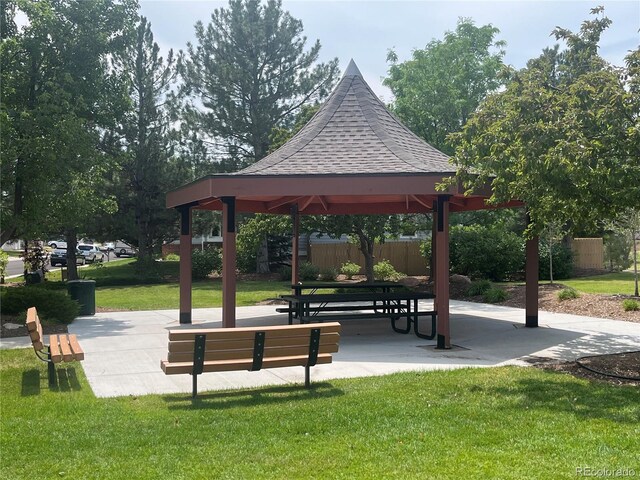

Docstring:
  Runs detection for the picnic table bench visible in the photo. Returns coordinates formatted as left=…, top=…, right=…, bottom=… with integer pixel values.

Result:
left=161, top=322, right=341, bottom=398
left=280, top=291, right=436, bottom=340
left=26, top=306, right=84, bottom=385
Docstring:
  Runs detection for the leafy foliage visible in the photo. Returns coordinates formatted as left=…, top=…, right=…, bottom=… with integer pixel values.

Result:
left=237, top=214, right=292, bottom=273
left=448, top=225, right=524, bottom=281
left=557, top=288, right=580, bottom=301
left=1, top=286, right=79, bottom=324
left=373, top=260, right=405, bottom=282
left=0, top=251, right=8, bottom=279
left=298, top=262, right=319, bottom=281
left=385, top=19, right=506, bottom=154
left=340, top=262, right=361, bottom=279
left=191, top=249, right=222, bottom=280
left=451, top=8, right=640, bottom=235
left=482, top=287, right=508, bottom=304
left=538, top=242, right=573, bottom=281
left=622, top=299, right=639, bottom=312
left=319, top=267, right=339, bottom=282
left=466, top=279, right=492, bottom=297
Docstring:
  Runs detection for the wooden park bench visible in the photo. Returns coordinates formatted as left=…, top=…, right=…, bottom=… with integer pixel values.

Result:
left=26, top=307, right=84, bottom=385
left=161, top=323, right=341, bottom=398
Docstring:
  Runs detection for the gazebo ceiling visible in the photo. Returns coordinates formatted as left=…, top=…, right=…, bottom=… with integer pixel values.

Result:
left=167, top=60, right=520, bottom=214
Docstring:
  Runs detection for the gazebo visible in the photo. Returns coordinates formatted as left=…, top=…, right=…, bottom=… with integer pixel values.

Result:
left=166, top=60, right=539, bottom=349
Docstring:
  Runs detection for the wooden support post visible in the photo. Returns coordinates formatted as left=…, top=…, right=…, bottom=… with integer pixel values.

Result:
left=435, top=195, right=450, bottom=349
left=525, top=213, right=539, bottom=328
left=178, top=206, right=192, bottom=324
left=431, top=201, right=437, bottom=286
left=291, top=205, right=300, bottom=288
left=221, top=197, right=237, bottom=328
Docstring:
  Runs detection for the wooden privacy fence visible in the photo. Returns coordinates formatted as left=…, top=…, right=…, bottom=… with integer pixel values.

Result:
left=571, top=238, right=604, bottom=270
left=309, top=242, right=427, bottom=276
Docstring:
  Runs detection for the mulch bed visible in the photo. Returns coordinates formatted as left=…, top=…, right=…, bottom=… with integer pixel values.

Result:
left=528, top=352, right=640, bottom=387
left=1, top=315, right=68, bottom=339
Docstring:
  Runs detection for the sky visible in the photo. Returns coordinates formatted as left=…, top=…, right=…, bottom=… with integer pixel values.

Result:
left=140, top=0, right=639, bottom=101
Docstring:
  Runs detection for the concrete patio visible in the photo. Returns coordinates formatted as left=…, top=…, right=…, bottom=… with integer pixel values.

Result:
left=2, top=300, right=639, bottom=397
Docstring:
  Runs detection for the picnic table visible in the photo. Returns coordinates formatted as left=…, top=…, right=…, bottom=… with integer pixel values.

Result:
left=290, top=281, right=401, bottom=296
left=280, top=290, right=436, bottom=340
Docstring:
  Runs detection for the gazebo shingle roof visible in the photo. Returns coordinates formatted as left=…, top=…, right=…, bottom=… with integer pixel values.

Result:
left=235, top=60, right=453, bottom=176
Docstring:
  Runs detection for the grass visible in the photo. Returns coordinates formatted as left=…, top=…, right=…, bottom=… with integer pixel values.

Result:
left=559, top=272, right=637, bottom=296
left=96, top=280, right=290, bottom=310
left=1, top=349, right=638, bottom=479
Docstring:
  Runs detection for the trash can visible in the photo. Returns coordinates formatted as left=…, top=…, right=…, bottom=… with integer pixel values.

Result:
left=67, top=279, right=96, bottom=316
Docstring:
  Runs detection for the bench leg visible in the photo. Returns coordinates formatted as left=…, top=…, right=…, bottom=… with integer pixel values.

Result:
left=305, top=365, right=311, bottom=388
left=47, top=351, right=56, bottom=387
left=414, top=312, right=437, bottom=340
left=192, top=374, right=198, bottom=398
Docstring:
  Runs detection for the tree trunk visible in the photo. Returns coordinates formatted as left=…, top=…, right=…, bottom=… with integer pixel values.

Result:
left=66, top=231, right=79, bottom=281
left=549, top=242, right=554, bottom=284
left=356, top=232, right=375, bottom=282
left=633, top=227, right=638, bottom=297
left=256, top=236, right=270, bottom=273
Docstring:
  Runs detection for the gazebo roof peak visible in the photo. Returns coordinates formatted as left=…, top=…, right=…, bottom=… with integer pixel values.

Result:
left=343, top=58, right=362, bottom=77
left=233, top=59, right=453, bottom=177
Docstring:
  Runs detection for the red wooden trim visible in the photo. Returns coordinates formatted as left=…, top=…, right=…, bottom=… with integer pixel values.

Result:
left=222, top=199, right=236, bottom=328
left=179, top=208, right=192, bottom=324
left=435, top=196, right=450, bottom=349
left=525, top=235, right=539, bottom=327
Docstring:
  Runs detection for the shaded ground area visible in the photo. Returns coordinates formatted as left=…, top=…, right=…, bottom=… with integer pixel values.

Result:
left=1, top=315, right=68, bottom=338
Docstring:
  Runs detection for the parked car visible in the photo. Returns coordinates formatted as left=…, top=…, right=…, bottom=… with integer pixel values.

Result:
left=113, top=241, right=137, bottom=257
left=78, top=244, right=104, bottom=263
left=99, top=242, right=115, bottom=252
left=50, top=248, right=86, bottom=267
left=47, top=240, right=67, bottom=249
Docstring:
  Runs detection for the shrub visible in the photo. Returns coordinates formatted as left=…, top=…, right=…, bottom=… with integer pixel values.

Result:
left=278, top=265, right=292, bottom=281
left=466, top=279, right=492, bottom=297
left=340, top=261, right=361, bottom=279
left=557, top=288, right=580, bottom=301
left=482, top=287, right=508, bottom=304
left=319, top=267, right=339, bottom=282
left=192, top=250, right=222, bottom=280
left=373, top=260, right=405, bottom=282
left=0, top=286, right=80, bottom=324
left=0, top=250, right=8, bottom=279
left=448, top=225, right=524, bottom=281
left=165, top=253, right=180, bottom=261
left=622, top=299, right=639, bottom=312
left=299, top=262, right=320, bottom=281
left=538, top=242, right=573, bottom=280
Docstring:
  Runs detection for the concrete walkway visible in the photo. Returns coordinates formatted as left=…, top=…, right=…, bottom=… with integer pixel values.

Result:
left=2, top=301, right=639, bottom=397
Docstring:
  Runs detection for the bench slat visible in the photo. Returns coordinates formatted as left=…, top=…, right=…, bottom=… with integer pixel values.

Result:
left=168, top=332, right=340, bottom=353
left=26, top=307, right=38, bottom=332
left=161, top=353, right=333, bottom=375
left=168, top=322, right=340, bottom=341
left=48, top=335, right=63, bottom=363
left=68, top=334, right=84, bottom=361
left=167, top=343, right=339, bottom=363
left=58, top=335, right=74, bottom=362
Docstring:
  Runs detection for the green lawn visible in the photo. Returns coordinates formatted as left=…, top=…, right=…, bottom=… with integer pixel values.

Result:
left=559, top=272, right=638, bottom=295
left=1, top=349, right=638, bottom=479
left=96, top=280, right=290, bottom=310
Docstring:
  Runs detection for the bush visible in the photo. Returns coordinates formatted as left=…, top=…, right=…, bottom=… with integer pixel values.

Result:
left=0, top=250, right=8, bottom=279
left=164, top=253, right=180, bottom=261
left=319, top=267, right=339, bottom=281
left=0, top=286, right=80, bottom=324
left=622, top=299, right=639, bottom=312
left=467, top=279, right=492, bottom=297
left=538, top=242, right=573, bottom=280
left=604, top=233, right=633, bottom=271
left=482, top=287, right=508, bottom=303
left=278, top=265, right=292, bottom=281
left=192, top=249, right=222, bottom=280
left=299, top=262, right=320, bottom=281
left=340, top=261, right=361, bottom=279
left=373, top=260, right=405, bottom=282
left=448, top=225, right=524, bottom=282
left=557, top=288, right=580, bottom=301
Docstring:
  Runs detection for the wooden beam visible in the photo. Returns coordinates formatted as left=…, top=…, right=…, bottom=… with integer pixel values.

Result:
left=410, top=195, right=435, bottom=211
left=178, top=206, right=192, bottom=324
left=266, top=196, right=305, bottom=211
left=298, top=195, right=315, bottom=212
left=435, top=195, right=450, bottom=349
left=221, top=197, right=236, bottom=328
left=317, top=195, right=328, bottom=211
